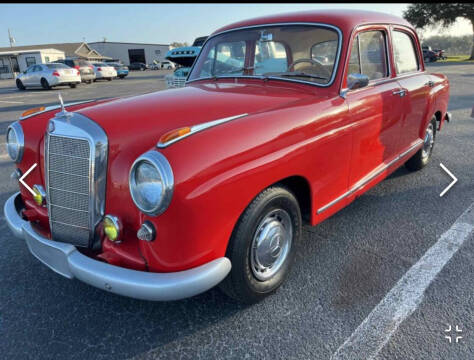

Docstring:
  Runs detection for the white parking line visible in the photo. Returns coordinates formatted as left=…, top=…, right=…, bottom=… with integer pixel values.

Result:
left=0, top=100, right=24, bottom=104
left=331, top=202, right=474, bottom=360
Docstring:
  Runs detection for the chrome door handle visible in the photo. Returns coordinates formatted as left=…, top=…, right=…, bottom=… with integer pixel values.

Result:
left=392, top=89, right=406, bottom=97
left=425, top=80, right=435, bottom=87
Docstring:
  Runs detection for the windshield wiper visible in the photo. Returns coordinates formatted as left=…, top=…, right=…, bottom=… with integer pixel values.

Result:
left=270, top=72, right=328, bottom=80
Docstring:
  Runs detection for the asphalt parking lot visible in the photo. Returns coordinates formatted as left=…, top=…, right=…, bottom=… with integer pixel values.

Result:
left=0, top=64, right=473, bottom=360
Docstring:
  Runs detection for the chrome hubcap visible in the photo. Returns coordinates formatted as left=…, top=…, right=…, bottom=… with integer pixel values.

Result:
left=422, top=123, right=434, bottom=160
left=250, top=209, right=293, bottom=281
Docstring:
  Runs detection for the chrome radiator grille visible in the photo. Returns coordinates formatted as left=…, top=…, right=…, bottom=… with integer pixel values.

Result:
left=45, top=112, right=108, bottom=248
left=47, top=135, right=91, bottom=247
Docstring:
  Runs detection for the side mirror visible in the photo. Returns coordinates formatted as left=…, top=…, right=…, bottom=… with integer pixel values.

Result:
left=347, top=73, right=369, bottom=90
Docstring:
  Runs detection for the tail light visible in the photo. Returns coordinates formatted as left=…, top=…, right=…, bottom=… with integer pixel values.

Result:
left=76, top=70, right=80, bottom=76
left=52, top=71, right=60, bottom=77
left=74, top=65, right=80, bottom=70
left=97, top=67, right=102, bottom=71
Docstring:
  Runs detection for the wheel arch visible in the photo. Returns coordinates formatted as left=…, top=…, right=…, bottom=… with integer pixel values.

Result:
left=274, top=175, right=312, bottom=224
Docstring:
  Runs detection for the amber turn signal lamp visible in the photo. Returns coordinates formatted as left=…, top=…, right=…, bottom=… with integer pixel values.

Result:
left=103, top=215, right=122, bottom=243
left=158, top=127, right=191, bottom=146
left=21, top=107, right=45, bottom=118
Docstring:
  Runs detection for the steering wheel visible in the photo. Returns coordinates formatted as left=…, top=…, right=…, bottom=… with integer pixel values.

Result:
left=287, top=58, right=331, bottom=79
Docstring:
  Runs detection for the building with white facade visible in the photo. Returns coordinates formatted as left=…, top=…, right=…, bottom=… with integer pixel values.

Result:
left=88, top=41, right=170, bottom=65
left=0, top=48, right=65, bottom=79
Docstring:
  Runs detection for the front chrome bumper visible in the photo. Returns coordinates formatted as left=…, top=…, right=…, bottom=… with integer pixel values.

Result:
left=4, top=192, right=231, bottom=301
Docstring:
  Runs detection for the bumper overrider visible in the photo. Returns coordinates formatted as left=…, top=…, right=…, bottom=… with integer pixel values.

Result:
left=4, top=192, right=231, bottom=301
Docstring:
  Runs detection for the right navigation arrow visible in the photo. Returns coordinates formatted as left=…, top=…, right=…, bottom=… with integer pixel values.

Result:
left=440, top=163, right=458, bottom=197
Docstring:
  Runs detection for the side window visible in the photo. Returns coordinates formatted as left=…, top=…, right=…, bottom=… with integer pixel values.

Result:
left=392, top=31, right=419, bottom=74
left=348, top=38, right=361, bottom=74
left=348, top=31, right=388, bottom=81
left=254, top=41, right=287, bottom=75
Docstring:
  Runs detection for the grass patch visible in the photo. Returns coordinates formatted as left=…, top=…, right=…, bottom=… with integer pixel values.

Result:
left=438, top=55, right=474, bottom=62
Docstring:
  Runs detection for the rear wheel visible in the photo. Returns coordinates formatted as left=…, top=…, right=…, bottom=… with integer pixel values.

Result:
left=107, top=77, right=112, bottom=81
left=16, top=79, right=25, bottom=90
left=219, top=185, right=301, bottom=304
left=69, top=83, right=77, bottom=88
left=405, top=116, right=436, bottom=171
left=41, top=78, right=51, bottom=90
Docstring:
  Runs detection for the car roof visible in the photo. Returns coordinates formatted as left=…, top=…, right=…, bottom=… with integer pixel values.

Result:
left=211, top=9, right=413, bottom=36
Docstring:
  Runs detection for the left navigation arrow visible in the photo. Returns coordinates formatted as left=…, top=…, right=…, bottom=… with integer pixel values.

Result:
left=19, top=163, right=38, bottom=196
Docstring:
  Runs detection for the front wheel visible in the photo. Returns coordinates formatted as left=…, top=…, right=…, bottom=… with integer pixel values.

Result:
left=219, top=185, right=301, bottom=304
left=16, top=79, right=25, bottom=90
left=405, top=116, right=436, bottom=171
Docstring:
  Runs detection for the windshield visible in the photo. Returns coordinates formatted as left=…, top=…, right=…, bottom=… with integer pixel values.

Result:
left=46, top=63, right=70, bottom=69
left=188, top=24, right=340, bottom=86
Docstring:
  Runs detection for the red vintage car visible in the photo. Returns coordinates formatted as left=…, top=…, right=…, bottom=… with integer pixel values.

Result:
left=5, top=10, right=450, bottom=303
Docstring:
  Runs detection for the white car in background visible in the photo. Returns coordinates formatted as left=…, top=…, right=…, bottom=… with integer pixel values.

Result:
left=160, top=61, right=175, bottom=70
left=91, top=62, right=117, bottom=81
left=16, top=63, right=81, bottom=90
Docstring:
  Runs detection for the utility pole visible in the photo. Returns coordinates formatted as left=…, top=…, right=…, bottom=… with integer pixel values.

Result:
left=7, top=29, right=16, bottom=79
left=8, top=28, right=15, bottom=47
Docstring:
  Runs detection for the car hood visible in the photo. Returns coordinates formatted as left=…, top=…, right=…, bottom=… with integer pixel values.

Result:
left=78, top=81, right=317, bottom=156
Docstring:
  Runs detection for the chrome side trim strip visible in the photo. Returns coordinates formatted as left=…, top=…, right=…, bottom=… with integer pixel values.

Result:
left=317, top=140, right=423, bottom=214
left=157, top=113, right=248, bottom=148
left=19, top=100, right=96, bottom=120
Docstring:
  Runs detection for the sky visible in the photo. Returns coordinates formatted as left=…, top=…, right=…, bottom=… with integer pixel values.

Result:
left=0, top=3, right=472, bottom=47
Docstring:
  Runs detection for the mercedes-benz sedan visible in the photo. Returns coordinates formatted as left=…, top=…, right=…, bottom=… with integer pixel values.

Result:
left=16, top=63, right=81, bottom=90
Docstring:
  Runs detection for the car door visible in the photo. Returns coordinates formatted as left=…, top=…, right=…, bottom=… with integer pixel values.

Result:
left=22, top=65, right=36, bottom=85
left=391, top=28, right=430, bottom=152
left=30, top=65, right=43, bottom=86
left=344, top=27, right=404, bottom=189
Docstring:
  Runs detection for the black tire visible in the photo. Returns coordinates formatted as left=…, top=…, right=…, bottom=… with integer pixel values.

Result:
left=16, top=79, right=25, bottom=90
left=107, top=77, right=112, bottom=81
left=41, top=78, right=51, bottom=90
left=93, top=79, right=97, bottom=82
left=69, top=83, right=77, bottom=88
left=405, top=116, right=437, bottom=171
left=219, top=185, right=302, bottom=304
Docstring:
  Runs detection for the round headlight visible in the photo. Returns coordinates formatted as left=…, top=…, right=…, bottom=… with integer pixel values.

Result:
left=6, top=122, right=25, bottom=163
left=129, top=151, right=174, bottom=216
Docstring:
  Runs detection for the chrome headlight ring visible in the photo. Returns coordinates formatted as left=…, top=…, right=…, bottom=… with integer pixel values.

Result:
left=6, top=121, right=25, bottom=163
left=129, top=150, right=174, bottom=216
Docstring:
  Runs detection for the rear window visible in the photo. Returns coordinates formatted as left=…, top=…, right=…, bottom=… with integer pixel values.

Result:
left=46, top=63, right=70, bottom=69
left=78, top=60, right=92, bottom=67
left=392, top=31, right=419, bottom=74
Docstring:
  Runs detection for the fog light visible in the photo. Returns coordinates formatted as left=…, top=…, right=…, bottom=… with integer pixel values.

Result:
left=33, top=185, right=46, bottom=206
left=104, top=215, right=122, bottom=243
left=137, top=221, right=156, bottom=242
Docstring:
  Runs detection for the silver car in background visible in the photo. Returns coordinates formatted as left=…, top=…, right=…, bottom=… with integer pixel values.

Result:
left=56, top=58, right=96, bottom=83
left=91, top=62, right=117, bottom=81
left=16, top=63, right=81, bottom=90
